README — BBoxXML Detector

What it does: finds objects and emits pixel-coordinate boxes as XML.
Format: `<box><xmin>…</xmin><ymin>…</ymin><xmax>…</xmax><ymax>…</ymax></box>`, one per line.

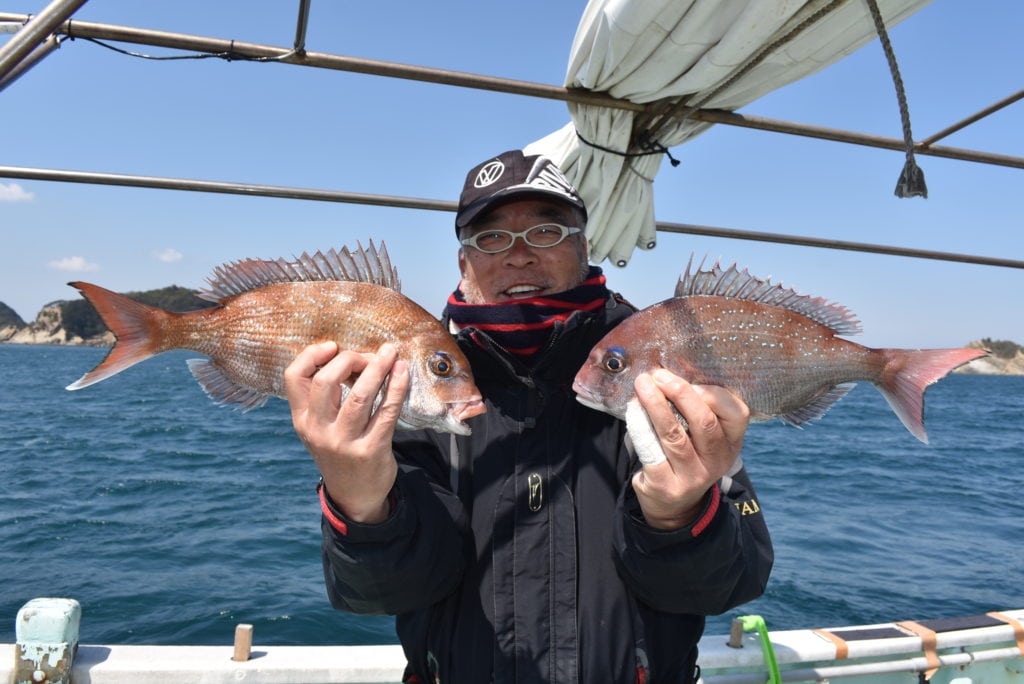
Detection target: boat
<box><xmin>4</xmin><ymin>598</ymin><xmax>1023</xmax><ymax>683</ymax></box>
<box><xmin>1</xmin><ymin>1</ymin><xmax>1021</xmax><ymax>682</ymax></box>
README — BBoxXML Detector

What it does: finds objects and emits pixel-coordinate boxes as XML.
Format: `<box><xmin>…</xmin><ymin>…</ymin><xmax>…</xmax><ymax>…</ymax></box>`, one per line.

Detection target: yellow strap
<box><xmin>896</xmin><ymin>620</ymin><xmax>941</xmax><ymax>680</ymax></box>
<box><xmin>812</xmin><ymin>629</ymin><xmax>849</xmax><ymax>660</ymax></box>
<box><xmin>987</xmin><ymin>611</ymin><xmax>1024</xmax><ymax>656</ymax></box>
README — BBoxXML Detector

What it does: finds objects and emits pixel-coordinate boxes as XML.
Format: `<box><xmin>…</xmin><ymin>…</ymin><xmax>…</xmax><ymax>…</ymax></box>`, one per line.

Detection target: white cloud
<box><xmin>0</xmin><ymin>183</ymin><xmax>34</xmax><ymax>202</ymax></box>
<box><xmin>48</xmin><ymin>256</ymin><xmax>100</xmax><ymax>272</ymax></box>
<box><xmin>154</xmin><ymin>247</ymin><xmax>183</xmax><ymax>263</ymax></box>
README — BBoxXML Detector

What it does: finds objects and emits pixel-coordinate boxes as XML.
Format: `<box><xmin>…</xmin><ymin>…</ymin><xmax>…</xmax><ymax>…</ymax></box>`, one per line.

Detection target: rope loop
<box><xmin>575</xmin><ymin>129</ymin><xmax>680</xmax><ymax>167</ymax></box>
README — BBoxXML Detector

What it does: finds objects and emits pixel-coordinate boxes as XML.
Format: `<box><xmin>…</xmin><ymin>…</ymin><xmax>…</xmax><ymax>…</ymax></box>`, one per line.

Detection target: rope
<box><xmin>574</xmin><ymin>129</ymin><xmax>679</xmax><ymax>167</ymax></box>
<box><xmin>65</xmin><ymin>27</ymin><xmax>301</xmax><ymax>63</ymax></box>
<box><xmin>864</xmin><ymin>0</ymin><xmax>928</xmax><ymax>198</ymax></box>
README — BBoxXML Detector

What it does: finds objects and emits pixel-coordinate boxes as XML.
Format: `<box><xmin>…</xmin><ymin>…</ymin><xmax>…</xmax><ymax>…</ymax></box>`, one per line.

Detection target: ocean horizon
<box><xmin>2</xmin><ymin>344</ymin><xmax>1021</xmax><ymax>647</ymax></box>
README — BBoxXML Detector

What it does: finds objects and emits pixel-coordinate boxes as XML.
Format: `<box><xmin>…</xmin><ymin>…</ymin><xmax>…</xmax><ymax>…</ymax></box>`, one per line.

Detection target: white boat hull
<box><xmin>4</xmin><ymin>603</ymin><xmax>1022</xmax><ymax>683</ymax></box>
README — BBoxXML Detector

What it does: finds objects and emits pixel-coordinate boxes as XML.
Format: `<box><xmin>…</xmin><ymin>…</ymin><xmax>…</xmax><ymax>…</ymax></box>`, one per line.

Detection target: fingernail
<box><xmin>691</xmin><ymin>384</ymin><xmax>706</xmax><ymax>396</ymax></box>
<box><xmin>634</xmin><ymin>373</ymin><xmax>654</xmax><ymax>392</ymax></box>
<box><xmin>653</xmin><ymin>368</ymin><xmax>674</xmax><ymax>384</ymax></box>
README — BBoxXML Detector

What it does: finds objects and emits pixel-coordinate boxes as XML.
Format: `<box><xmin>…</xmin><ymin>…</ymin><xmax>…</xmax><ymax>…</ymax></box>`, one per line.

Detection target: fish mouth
<box><xmin>571</xmin><ymin>381</ymin><xmax>613</xmax><ymax>415</ymax></box>
<box><xmin>451</xmin><ymin>397</ymin><xmax>486</xmax><ymax>420</ymax></box>
<box><xmin>444</xmin><ymin>397</ymin><xmax>487</xmax><ymax>435</ymax></box>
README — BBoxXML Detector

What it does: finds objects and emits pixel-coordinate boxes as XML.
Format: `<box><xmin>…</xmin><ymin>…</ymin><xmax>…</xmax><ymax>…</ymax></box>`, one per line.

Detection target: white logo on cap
<box><xmin>530</xmin><ymin>165</ymin><xmax>576</xmax><ymax>198</ymax></box>
<box><xmin>474</xmin><ymin>161</ymin><xmax>505</xmax><ymax>188</ymax></box>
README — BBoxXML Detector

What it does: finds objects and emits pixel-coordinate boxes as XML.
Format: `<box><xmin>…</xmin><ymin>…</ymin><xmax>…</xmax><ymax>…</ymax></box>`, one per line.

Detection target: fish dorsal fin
<box><xmin>675</xmin><ymin>254</ymin><xmax>862</xmax><ymax>336</ymax></box>
<box><xmin>197</xmin><ymin>240</ymin><xmax>400</xmax><ymax>303</ymax></box>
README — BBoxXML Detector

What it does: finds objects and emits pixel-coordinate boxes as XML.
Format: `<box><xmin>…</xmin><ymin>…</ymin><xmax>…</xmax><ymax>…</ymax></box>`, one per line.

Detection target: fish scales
<box><xmin>632</xmin><ymin>295</ymin><xmax>879</xmax><ymax>420</ymax></box>
<box><xmin>573</xmin><ymin>257</ymin><xmax>987</xmax><ymax>443</ymax></box>
<box><xmin>67</xmin><ymin>242</ymin><xmax>486</xmax><ymax>435</ymax></box>
<box><xmin>165</xmin><ymin>281</ymin><xmax>410</xmax><ymax>397</ymax></box>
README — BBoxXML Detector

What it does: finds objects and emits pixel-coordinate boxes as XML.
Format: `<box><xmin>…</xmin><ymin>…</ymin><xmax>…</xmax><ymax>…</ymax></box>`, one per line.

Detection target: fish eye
<box><xmin>429</xmin><ymin>352</ymin><xmax>455</xmax><ymax>377</ymax></box>
<box><xmin>602</xmin><ymin>347</ymin><xmax>627</xmax><ymax>373</ymax></box>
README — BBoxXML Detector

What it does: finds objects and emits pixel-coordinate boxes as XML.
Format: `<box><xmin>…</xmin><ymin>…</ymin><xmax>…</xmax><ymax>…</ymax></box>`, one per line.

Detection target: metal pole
<box><xmin>689</xmin><ymin>109</ymin><xmax>1024</xmax><ymax>170</ymax></box>
<box><xmin>292</xmin><ymin>0</ymin><xmax>311</xmax><ymax>53</ymax></box>
<box><xmin>0</xmin><ymin>33</ymin><xmax>61</xmax><ymax>92</ymax></box>
<box><xmin>654</xmin><ymin>219</ymin><xmax>1024</xmax><ymax>270</ymax></box>
<box><xmin>0</xmin><ymin>12</ymin><xmax>1017</xmax><ymax>171</ymax></box>
<box><xmin>918</xmin><ymin>89</ymin><xmax>1024</xmax><ymax>148</ymax></box>
<box><xmin>0</xmin><ymin>0</ymin><xmax>87</xmax><ymax>80</ymax></box>
<box><xmin>2</xmin><ymin>163</ymin><xmax>1021</xmax><ymax>272</ymax></box>
<box><xmin>0</xmin><ymin>164</ymin><xmax>456</xmax><ymax>213</ymax></box>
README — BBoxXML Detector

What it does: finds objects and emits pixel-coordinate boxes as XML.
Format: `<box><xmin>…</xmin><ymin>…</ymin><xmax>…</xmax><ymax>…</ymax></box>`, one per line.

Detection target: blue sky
<box><xmin>1</xmin><ymin>1</ymin><xmax>1021</xmax><ymax>349</ymax></box>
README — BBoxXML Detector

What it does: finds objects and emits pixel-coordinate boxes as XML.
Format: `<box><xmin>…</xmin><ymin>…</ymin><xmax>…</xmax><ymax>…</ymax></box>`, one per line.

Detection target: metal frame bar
<box><xmin>2</xmin><ymin>163</ymin><xmax>1020</xmax><ymax>271</ymax></box>
<box><xmin>292</xmin><ymin>0</ymin><xmax>310</xmax><ymax>53</ymax></box>
<box><xmin>0</xmin><ymin>0</ymin><xmax>86</xmax><ymax>88</ymax></box>
<box><xmin>0</xmin><ymin>12</ymin><xmax>1020</xmax><ymax>169</ymax></box>
<box><xmin>918</xmin><ymin>88</ymin><xmax>1024</xmax><ymax>148</ymax></box>
<box><xmin>0</xmin><ymin>8</ymin><xmax>1020</xmax><ymax>273</ymax></box>
<box><xmin>0</xmin><ymin>32</ymin><xmax>60</xmax><ymax>91</ymax></box>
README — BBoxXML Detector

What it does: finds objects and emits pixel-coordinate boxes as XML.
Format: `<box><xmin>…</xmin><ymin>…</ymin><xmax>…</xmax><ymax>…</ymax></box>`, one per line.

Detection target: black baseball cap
<box><xmin>455</xmin><ymin>149</ymin><xmax>587</xmax><ymax>231</ymax></box>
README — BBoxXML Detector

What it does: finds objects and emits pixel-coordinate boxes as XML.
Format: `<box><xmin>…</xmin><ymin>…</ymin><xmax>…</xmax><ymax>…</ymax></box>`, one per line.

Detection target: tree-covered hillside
<box><xmin>0</xmin><ymin>301</ymin><xmax>26</xmax><ymax>327</ymax></box>
<box><xmin>979</xmin><ymin>338</ymin><xmax>1024</xmax><ymax>360</ymax></box>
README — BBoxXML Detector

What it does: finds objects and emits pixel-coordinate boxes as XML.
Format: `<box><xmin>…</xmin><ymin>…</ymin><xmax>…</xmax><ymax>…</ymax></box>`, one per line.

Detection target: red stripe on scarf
<box><xmin>445</xmin><ymin>267</ymin><xmax>608</xmax><ymax>363</ymax></box>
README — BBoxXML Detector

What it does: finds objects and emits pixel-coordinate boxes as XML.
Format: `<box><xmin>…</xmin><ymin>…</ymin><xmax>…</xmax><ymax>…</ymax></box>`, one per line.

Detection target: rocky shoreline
<box><xmin>958</xmin><ymin>341</ymin><xmax>1024</xmax><ymax>376</ymax></box>
<box><xmin>2</xmin><ymin>301</ymin><xmax>1021</xmax><ymax>375</ymax></box>
<box><xmin>1</xmin><ymin>302</ymin><xmax>113</xmax><ymax>347</ymax></box>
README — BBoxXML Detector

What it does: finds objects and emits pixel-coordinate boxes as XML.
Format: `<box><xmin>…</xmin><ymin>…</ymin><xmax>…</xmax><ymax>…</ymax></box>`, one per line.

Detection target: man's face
<box><xmin>458</xmin><ymin>198</ymin><xmax>589</xmax><ymax>304</ymax></box>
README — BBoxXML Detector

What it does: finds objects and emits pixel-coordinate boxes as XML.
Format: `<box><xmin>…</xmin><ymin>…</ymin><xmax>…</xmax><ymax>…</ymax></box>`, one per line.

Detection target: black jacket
<box><xmin>320</xmin><ymin>293</ymin><xmax>773</xmax><ymax>683</ymax></box>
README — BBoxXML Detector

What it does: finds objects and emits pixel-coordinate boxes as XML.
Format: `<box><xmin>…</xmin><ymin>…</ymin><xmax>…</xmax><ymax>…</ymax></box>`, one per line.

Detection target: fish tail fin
<box><xmin>65</xmin><ymin>282</ymin><xmax>171</xmax><ymax>390</ymax></box>
<box><xmin>875</xmin><ymin>347</ymin><xmax>988</xmax><ymax>443</ymax></box>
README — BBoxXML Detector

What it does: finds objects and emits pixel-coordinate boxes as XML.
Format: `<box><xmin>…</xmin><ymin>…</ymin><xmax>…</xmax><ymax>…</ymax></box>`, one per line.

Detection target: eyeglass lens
<box><xmin>472</xmin><ymin>224</ymin><xmax>573</xmax><ymax>253</ymax></box>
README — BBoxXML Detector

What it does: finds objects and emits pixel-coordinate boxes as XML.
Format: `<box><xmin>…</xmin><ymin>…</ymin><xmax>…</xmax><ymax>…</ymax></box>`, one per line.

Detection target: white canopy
<box><xmin>527</xmin><ymin>0</ymin><xmax>933</xmax><ymax>266</ymax></box>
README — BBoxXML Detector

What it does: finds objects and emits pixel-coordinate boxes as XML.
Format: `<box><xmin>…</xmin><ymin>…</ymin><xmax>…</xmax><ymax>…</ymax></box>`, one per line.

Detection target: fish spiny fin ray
<box><xmin>186</xmin><ymin>358</ymin><xmax>271</xmax><ymax>412</ymax></box>
<box><xmin>676</xmin><ymin>254</ymin><xmax>862</xmax><ymax>336</ymax></box>
<box><xmin>197</xmin><ymin>240</ymin><xmax>400</xmax><ymax>303</ymax></box>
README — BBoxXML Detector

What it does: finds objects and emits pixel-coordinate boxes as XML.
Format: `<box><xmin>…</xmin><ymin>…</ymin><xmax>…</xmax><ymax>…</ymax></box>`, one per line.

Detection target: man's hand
<box><xmin>284</xmin><ymin>341</ymin><xmax>409</xmax><ymax>524</ymax></box>
<box><xmin>631</xmin><ymin>369</ymin><xmax>749</xmax><ymax>530</ymax></box>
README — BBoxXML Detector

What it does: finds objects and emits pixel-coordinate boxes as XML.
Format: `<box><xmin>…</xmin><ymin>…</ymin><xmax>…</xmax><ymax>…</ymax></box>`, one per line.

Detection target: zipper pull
<box><xmin>527</xmin><ymin>472</ymin><xmax>543</xmax><ymax>512</ymax></box>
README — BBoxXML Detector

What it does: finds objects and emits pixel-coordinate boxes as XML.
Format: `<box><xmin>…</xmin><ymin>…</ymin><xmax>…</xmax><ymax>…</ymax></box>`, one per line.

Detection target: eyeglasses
<box><xmin>460</xmin><ymin>223</ymin><xmax>582</xmax><ymax>254</ymax></box>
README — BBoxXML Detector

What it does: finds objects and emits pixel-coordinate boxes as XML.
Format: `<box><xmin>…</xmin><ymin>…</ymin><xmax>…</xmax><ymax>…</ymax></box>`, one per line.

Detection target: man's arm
<box><xmin>613</xmin><ymin>368</ymin><xmax>773</xmax><ymax>615</ymax></box>
<box><xmin>285</xmin><ymin>341</ymin><xmax>403</xmax><ymax>523</ymax></box>
<box><xmin>614</xmin><ymin>462</ymin><xmax>773</xmax><ymax>616</ymax></box>
<box><xmin>629</xmin><ymin>369</ymin><xmax>749</xmax><ymax>530</ymax></box>
<box><xmin>319</xmin><ymin>458</ymin><xmax>470</xmax><ymax>615</ymax></box>
<box><xmin>285</xmin><ymin>342</ymin><xmax>468</xmax><ymax>614</ymax></box>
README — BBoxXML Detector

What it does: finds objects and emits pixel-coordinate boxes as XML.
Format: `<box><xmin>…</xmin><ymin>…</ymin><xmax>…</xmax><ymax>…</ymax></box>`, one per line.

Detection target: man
<box><xmin>285</xmin><ymin>150</ymin><xmax>773</xmax><ymax>683</ymax></box>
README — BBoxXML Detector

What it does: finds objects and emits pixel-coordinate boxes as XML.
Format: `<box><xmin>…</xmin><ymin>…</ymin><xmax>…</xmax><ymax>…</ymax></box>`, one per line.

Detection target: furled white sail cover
<box><xmin>527</xmin><ymin>0</ymin><xmax>932</xmax><ymax>266</ymax></box>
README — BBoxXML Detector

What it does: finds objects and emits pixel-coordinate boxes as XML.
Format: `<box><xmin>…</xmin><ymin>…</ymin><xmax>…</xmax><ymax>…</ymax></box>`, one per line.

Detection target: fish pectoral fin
<box><xmin>186</xmin><ymin>358</ymin><xmax>271</xmax><ymax>412</ymax></box>
<box><xmin>778</xmin><ymin>383</ymin><xmax>856</xmax><ymax>428</ymax></box>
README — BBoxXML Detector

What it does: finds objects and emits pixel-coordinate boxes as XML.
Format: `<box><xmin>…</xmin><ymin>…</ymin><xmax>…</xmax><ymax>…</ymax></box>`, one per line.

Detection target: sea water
<box><xmin>1</xmin><ymin>345</ymin><xmax>1021</xmax><ymax>646</ymax></box>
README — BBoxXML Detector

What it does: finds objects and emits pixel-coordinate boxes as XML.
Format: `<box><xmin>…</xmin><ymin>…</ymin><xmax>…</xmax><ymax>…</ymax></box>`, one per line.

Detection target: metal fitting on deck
<box><xmin>14</xmin><ymin>598</ymin><xmax>80</xmax><ymax>684</ymax></box>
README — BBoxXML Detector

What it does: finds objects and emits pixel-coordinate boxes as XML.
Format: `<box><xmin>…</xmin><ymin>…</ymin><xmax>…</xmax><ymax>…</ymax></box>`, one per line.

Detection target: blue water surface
<box><xmin>1</xmin><ymin>345</ymin><xmax>1021</xmax><ymax>646</ymax></box>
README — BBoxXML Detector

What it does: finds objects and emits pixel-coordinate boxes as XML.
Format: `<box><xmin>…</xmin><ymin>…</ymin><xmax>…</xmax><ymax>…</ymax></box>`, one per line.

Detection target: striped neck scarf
<box><xmin>444</xmin><ymin>267</ymin><xmax>608</xmax><ymax>363</ymax></box>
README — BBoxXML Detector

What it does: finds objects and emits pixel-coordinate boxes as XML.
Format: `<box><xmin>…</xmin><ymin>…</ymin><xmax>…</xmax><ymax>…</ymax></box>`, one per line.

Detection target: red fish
<box><xmin>67</xmin><ymin>242</ymin><xmax>486</xmax><ymax>435</ymax></box>
<box><xmin>573</xmin><ymin>257</ymin><xmax>987</xmax><ymax>444</ymax></box>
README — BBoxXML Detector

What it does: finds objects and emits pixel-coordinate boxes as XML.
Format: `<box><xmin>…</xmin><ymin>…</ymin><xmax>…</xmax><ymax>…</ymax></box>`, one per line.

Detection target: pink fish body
<box><xmin>67</xmin><ymin>242</ymin><xmax>486</xmax><ymax>435</ymax></box>
<box><xmin>573</xmin><ymin>258</ymin><xmax>987</xmax><ymax>443</ymax></box>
